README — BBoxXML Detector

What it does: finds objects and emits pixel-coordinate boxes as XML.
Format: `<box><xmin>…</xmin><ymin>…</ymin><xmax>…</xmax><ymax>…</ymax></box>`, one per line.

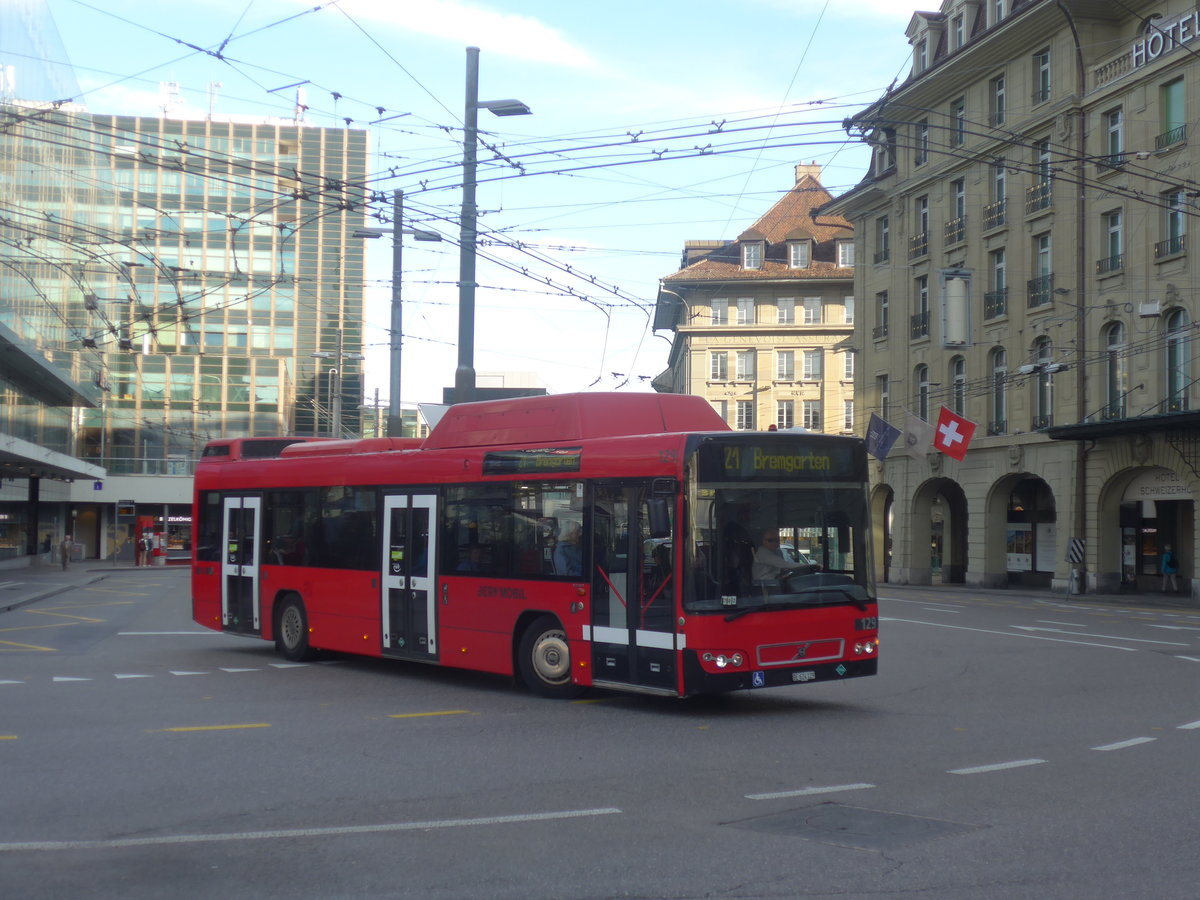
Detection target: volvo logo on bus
<box><xmin>792</xmin><ymin>643</ymin><xmax>810</xmax><ymax>660</ymax></box>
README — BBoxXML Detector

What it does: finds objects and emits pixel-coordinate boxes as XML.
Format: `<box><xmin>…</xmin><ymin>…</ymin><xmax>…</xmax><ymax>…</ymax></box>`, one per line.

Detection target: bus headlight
<box><xmin>701</xmin><ymin>651</ymin><xmax>746</xmax><ymax>670</ymax></box>
<box><xmin>853</xmin><ymin>640</ymin><xmax>878</xmax><ymax>655</ymax></box>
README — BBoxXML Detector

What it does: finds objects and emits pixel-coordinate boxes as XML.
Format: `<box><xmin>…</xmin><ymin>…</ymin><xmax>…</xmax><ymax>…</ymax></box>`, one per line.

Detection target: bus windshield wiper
<box><xmin>723</xmin><ymin>588</ymin><xmax>867</xmax><ymax>620</ymax></box>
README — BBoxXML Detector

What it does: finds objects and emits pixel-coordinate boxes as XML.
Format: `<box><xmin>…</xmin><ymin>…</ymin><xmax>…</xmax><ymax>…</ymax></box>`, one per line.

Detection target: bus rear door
<box><xmin>221</xmin><ymin>496</ymin><xmax>262</xmax><ymax>635</ymax></box>
<box><xmin>381</xmin><ymin>494</ymin><xmax>439</xmax><ymax>660</ymax></box>
<box><xmin>590</xmin><ymin>483</ymin><xmax>677</xmax><ymax>693</ymax></box>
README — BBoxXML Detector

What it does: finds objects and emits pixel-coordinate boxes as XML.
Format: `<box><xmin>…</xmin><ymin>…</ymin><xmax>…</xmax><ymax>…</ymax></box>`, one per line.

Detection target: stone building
<box><xmin>653</xmin><ymin>164</ymin><xmax>856</xmax><ymax>436</ymax></box>
<box><xmin>822</xmin><ymin>0</ymin><xmax>1200</xmax><ymax>599</ymax></box>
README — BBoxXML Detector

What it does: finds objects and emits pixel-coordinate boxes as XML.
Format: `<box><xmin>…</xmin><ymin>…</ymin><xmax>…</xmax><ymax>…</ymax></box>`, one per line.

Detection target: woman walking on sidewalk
<box><xmin>58</xmin><ymin>535</ymin><xmax>73</xmax><ymax>570</ymax></box>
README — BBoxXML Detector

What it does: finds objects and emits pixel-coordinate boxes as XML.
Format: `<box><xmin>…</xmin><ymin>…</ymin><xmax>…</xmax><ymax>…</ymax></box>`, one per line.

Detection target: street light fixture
<box><xmin>311</xmin><ymin>332</ymin><xmax>365</xmax><ymax>438</ymax></box>
<box><xmin>353</xmin><ymin>189</ymin><xmax>443</xmax><ymax>438</ymax></box>
<box><xmin>456</xmin><ymin>46</ymin><xmax>531</xmax><ymax>404</ymax></box>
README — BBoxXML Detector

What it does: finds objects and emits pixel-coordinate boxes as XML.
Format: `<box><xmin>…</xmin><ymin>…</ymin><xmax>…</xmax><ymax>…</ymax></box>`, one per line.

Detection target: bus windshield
<box><xmin>683</xmin><ymin>438</ymin><xmax>873</xmax><ymax>614</ymax></box>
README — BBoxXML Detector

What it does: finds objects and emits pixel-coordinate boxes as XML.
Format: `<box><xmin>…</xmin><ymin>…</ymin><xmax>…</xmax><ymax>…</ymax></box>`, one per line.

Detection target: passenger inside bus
<box><xmin>553</xmin><ymin>521</ymin><xmax>583</xmax><ymax>575</ymax></box>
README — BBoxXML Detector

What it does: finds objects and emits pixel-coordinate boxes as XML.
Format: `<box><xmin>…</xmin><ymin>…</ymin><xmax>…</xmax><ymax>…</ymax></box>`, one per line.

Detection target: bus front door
<box><xmin>590</xmin><ymin>483</ymin><xmax>677</xmax><ymax>693</ymax></box>
<box><xmin>381</xmin><ymin>494</ymin><xmax>439</xmax><ymax>660</ymax></box>
<box><xmin>221</xmin><ymin>496</ymin><xmax>262</xmax><ymax>635</ymax></box>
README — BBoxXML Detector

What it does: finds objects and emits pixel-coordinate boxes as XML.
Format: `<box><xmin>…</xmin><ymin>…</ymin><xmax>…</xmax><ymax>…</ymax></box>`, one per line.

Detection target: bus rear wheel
<box><xmin>276</xmin><ymin>595</ymin><xmax>318</xmax><ymax>662</ymax></box>
<box><xmin>518</xmin><ymin>616</ymin><xmax>583</xmax><ymax>699</ymax></box>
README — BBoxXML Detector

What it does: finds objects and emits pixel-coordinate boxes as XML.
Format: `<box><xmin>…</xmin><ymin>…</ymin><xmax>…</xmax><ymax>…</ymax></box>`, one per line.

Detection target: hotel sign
<box><xmin>1132</xmin><ymin>12</ymin><xmax>1200</xmax><ymax>67</ymax></box>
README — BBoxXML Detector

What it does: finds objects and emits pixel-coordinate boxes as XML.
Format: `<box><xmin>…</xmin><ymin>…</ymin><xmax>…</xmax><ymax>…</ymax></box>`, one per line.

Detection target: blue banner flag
<box><xmin>866</xmin><ymin>413</ymin><xmax>901</xmax><ymax>461</ymax></box>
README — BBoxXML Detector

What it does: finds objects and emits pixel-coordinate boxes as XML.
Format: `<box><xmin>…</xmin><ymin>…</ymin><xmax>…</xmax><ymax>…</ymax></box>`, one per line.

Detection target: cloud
<box><xmin>334</xmin><ymin>0</ymin><xmax>603</xmax><ymax>70</ymax></box>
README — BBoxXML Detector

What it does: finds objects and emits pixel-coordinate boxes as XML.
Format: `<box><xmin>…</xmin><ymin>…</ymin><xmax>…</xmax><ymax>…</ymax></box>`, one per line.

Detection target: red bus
<box><xmin>191</xmin><ymin>393</ymin><xmax>877</xmax><ymax>698</ymax></box>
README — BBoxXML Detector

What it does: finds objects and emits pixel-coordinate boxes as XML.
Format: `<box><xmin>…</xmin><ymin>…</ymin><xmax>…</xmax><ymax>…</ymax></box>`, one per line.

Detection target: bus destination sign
<box><xmin>483</xmin><ymin>447</ymin><xmax>583</xmax><ymax>476</ymax></box>
<box><xmin>697</xmin><ymin>439</ymin><xmax>863</xmax><ymax>482</ymax></box>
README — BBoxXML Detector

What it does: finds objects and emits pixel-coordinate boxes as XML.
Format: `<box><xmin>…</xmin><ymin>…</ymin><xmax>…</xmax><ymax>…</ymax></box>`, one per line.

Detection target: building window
<box><xmin>915</xmin><ymin>364</ymin><xmax>930</xmax><ymax>421</ymax></box>
<box><xmin>776</xmin><ymin>350</ymin><xmax>795</xmax><ymax>381</ymax></box>
<box><xmin>1033</xmin><ymin>48</ymin><xmax>1050</xmax><ymax>104</ymax></box>
<box><xmin>912</xmin><ymin>276</ymin><xmax>930</xmax><ymax>339</ymax></box>
<box><xmin>1027</xmin><ymin>139</ymin><xmax>1052</xmax><ymax>213</ymax></box>
<box><xmin>992</xmin><ymin>0</ymin><xmax>1006</xmax><ymax>25</ymax></box>
<box><xmin>951</xmin><ymin>356</ymin><xmax>966</xmax><ymax>415</ymax></box>
<box><xmin>712</xmin><ymin>399</ymin><xmax>729</xmax><ymax>423</ymax></box>
<box><xmin>1166</xmin><ymin>308</ymin><xmax>1190</xmax><ymax>411</ymax></box>
<box><xmin>915</xmin><ymin>120</ymin><xmax>929</xmax><ymax>166</ymax></box>
<box><xmin>777</xmin><ymin>298</ymin><xmax>795</xmax><ymax>324</ymax></box>
<box><xmin>1029</xmin><ymin>233</ymin><xmax>1052</xmax><ymax>307</ymax></box>
<box><xmin>991</xmin><ymin>347</ymin><xmax>1008</xmax><ymax>434</ymax></box>
<box><xmin>837</xmin><ymin>240</ymin><xmax>855</xmax><ymax>267</ymax></box>
<box><xmin>844</xmin><ymin>295</ymin><xmax>855</xmax><ymax>325</ymax></box>
<box><xmin>803</xmin><ymin>297</ymin><xmax>821</xmax><ymax>324</ymax></box>
<box><xmin>1159</xmin><ymin>78</ymin><xmax>1186</xmax><ymax>149</ymax></box>
<box><xmin>874</xmin><ymin>216</ymin><xmax>890</xmax><ymax>263</ymax></box>
<box><xmin>946</xmin><ymin>179</ymin><xmax>966</xmax><ymax>244</ymax></box>
<box><xmin>951</xmin><ymin>13</ymin><xmax>965</xmax><ymax>50</ymax></box>
<box><xmin>736</xmin><ymin>297</ymin><xmax>754</xmax><ymax>325</ymax></box>
<box><xmin>843</xmin><ymin>399</ymin><xmax>854</xmax><ymax>432</ymax></box>
<box><xmin>1032</xmin><ymin>336</ymin><xmax>1054</xmax><ymax>428</ymax></box>
<box><xmin>990</xmin><ymin>75</ymin><xmax>1006</xmax><ymax>126</ymax></box>
<box><xmin>876</xmin><ymin>374</ymin><xmax>890</xmax><ymax>421</ymax></box>
<box><xmin>803</xmin><ymin>350</ymin><xmax>823</xmax><ymax>381</ymax></box>
<box><xmin>1099</xmin><ymin>210</ymin><xmax>1123</xmax><ymax>275</ymax></box>
<box><xmin>1103</xmin><ymin>108</ymin><xmax>1124</xmax><ymax>167</ymax></box>
<box><xmin>777</xmin><ymin>400</ymin><xmax>795</xmax><ymax>430</ymax></box>
<box><xmin>950</xmin><ymin>98</ymin><xmax>965</xmax><ymax>146</ymax></box>
<box><xmin>1158</xmin><ymin>189</ymin><xmax>1187</xmax><ymax>258</ymax></box>
<box><xmin>710</xmin><ymin>298</ymin><xmax>728</xmax><ymax>325</ymax></box>
<box><xmin>789</xmin><ymin>241</ymin><xmax>811</xmax><ymax>269</ymax></box>
<box><xmin>735</xmin><ymin>350</ymin><xmax>755</xmax><ymax>381</ymax></box>
<box><xmin>1104</xmin><ymin>322</ymin><xmax>1127</xmax><ymax>419</ymax></box>
<box><xmin>843</xmin><ymin>351</ymin><xmax>855</xmax><ymax>381</ymax></box>
<box><xmin>915</xmin><ymin>39</ymin><xmax>928</xmax><ymax>74</ymax></box>
<box><xmin>741</xmin><ymin>242</ymin><xmax>763</xmax><ymax>270</ymax></box>
<box><xmin>986</xmin><ymin>247</ymin><xmax>1007</xmax><ymax>319</ymax></box>
<box><xmin>736</xmin><ymin>400</ymin><xmax>755</xmax><ymax>431</ymax></box>
<box><xmin>710</xmin><ymin>351</ymin><xmax>728</xmax><ymax>381</ymax></box>
<box><xmin>910</xmin><ymin>196</ymin><xmax>929</xmax><ymax>259</ymax></box>
<box><xmin>874</xmin><ymin>290</ymin><xmax>889</xmax><ymax>339</ymax></box>
<box><xmin>803</xmin><ymin>400</ymin><xmax>823</xmax><ymax>432</ymax></box>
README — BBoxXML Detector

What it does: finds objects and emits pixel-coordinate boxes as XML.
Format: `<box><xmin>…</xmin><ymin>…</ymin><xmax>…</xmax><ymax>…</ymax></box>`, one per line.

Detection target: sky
<box><xmin>34</xmin><ymin>0</ymin><xmax>922</xmax><ymax>404</ymax></box>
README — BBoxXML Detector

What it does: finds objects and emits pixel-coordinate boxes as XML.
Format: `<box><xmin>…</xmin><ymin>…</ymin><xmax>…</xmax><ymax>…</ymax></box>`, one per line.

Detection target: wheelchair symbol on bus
<box><xmin>751</xmin><ymin>671</ymin><xmax>765</xmax><ymax>688</ymax></box>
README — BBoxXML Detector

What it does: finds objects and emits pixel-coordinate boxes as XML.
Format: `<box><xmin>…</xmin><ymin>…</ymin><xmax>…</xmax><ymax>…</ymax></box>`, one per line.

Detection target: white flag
<box><xmin>903</xmin><ymin>411</ymin><xmax>934</xmax><ymax>460</ymax></box>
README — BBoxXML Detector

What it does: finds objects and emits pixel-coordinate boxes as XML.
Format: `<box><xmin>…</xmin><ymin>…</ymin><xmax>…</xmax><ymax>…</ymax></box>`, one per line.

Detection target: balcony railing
<box><xmin>1096</xmin><ymin>253</ymin><xmax>1125</xmax><ymax>275</ymax></box>
<box><xmin>872</xmin><ymin>323</ymin><xmax>888</xmax><ymax>340</ymax></box>
<box><xmin>944</xmin><ymin>216</ymin><xmax>966</xmax><ymax>246</ymax></box>
<box><xmin>1032</xmin><ymin>85</ymin><xmax>1051</xmax><ymax>105</ymax></box>
<box><xmin>1156</xmin><ymin>124</ymin><xmax>1187</xmax><ymax>150</ymax></box>
<box><xmin>873</xmin><ymin>247</ymin><xmax>890</xmax><ymax>264</ymax></box>
<box><xmin>1025</xmin><ymin>181</ymin><xmax>1052</xmax><ymax>214</ymax></box>
<box><xmin>909</xmin><ymin>232</ymin><xmax>929</xmax><ymax>260</ymax></box>
<box><xmin>1096</xmin><ymin>152</ymin><xmax>1127</xmax><ymax>171</ymax></box>
<box><xmin>988</xmin><ymin>419</ymin><xmax>1007</xmax><ymax>436</ymax></box>
<box><xmin>1032</xmin><ymin>414</ymin><xmax>1053</xmax><ymax>430</ymax></box>
<box><xmin>1101</xmin><ymin>402</ymin><xmax>1127</xmax><ymax>421</ymax></box>
<box><xmin>911</xmin><ymin>310</ymin><xmax>930</xmax><ymax>339</ymax></box>
<box><xmin>1028</xmin><ymin>273</ymin><xmax>1054</xmax><ymax>308</ymax></box>
<box><xmin>1155</xmin><ymin>234</ymin><xmax>1187</xmax><ymax>258</ymax></box>
<box><xmin>984</xmin><ymin>288</ymin><xmax>1008</xmax><ymax>319</ymax></box>
<box><xmin>983</xmin><ymin>198</ymin><xmax>1006</xmax><ymax>230</ymax></box>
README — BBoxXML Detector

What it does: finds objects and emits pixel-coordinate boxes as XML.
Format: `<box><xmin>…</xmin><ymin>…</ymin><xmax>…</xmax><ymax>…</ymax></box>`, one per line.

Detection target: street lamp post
<box><xmin>354</xmin><ymin>190</ymin><xmax>442</xmax><ymax>437</ymax></box>
<box><xmin>311</xmin><ymin>330</ymin><xmax>365</xmax><ymax>438</ymax></box>
<box><xmin>455</xmin><ymin>46</ymin><xmax>531</xmax><ymax>404</ymax></box>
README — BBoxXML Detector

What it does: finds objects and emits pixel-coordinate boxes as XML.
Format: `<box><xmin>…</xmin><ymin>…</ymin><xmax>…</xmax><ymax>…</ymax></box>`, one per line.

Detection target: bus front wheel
<box><xmin>276</xmin><ymin>595</ymin><xmax>318</xmax><ymax>662</ymax></box>
<box><xmin>518</xmin><ymin>616</ymin><xmax>583</xmax><ymax>699</ymax></box>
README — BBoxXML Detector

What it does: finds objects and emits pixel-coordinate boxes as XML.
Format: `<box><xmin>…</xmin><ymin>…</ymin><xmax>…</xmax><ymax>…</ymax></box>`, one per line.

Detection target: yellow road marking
<box><xmin>26</xmin><ymin>610</ymin><xmax>105</xmax><ymax>624</ymax></box>
<box><xmin>0</xmin><ymin>638</ymin><xmax>58</xmax><ymax>651</ymax></box>
<box><xmin>155</xmin><ymin>724</ymin><xmax>272</xmax><ymax>733</ymax></box>
<box><xmin>387</xmin><ymin>710</ymin><xmax>476</xmax><ymax>719</ymax></box>
<box><xmin>0</xmin><ymin>735</ymin><xmax>17</xmax><ymax>740</ymax></box>
<box><xmin>78</xmin><ymin>588</ymin><xmax>150</xmax><ymax>596</ymax></box>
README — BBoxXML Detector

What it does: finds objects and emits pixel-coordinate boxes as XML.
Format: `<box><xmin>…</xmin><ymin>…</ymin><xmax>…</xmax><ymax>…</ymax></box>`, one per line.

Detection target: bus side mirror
<box><xmin>648</xmin><ymin>498</ymin><xmax>671</xmax><ymax>539</ymax></box>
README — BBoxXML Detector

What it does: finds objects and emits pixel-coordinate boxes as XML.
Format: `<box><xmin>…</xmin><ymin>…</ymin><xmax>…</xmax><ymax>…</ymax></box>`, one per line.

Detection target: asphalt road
<box><xmin>1</xmin><ymin>571</ymin><xmax>1198</xmax><ymax>899</ymax></box>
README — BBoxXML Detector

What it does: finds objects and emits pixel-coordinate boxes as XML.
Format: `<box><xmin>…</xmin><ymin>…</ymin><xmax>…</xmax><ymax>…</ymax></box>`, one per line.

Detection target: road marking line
<box><xmin>169</xmin><ymin>670</ymin><xmax>208</xmax><ymax>676</ymax></box>
<box><xmin>1149</xmin><ymin>624</ymin><xmax>1200</xmax><ymax>631</ymax></box>
<box><xmin>1010</xmin><ymin>626</ymin><xmax>1186</xmax><ymax>646</ymax></box>
<box><xmin>921</xmin><ymin>607</ymin><xmax>961</xmax><ymax>613</ymax></box>
<box><xmin>388</xmin><ymin>710</ymin><xmax>476</xmax><ymax>719</ymax></box>
<box><xmin>1178</xmin><ymin>720</ymin><xmax>1200</xmax><ymax>730</ymax></box>
<box><xmin>0</xmin><ymin>735</ymin><xmax>17</xmax><ymax>740</ymax></box>
<box><xmin>27</xmin><ymin>610</ymin><xmax>105</xmax><ymax>623</ymax></box>
<box><xmin>114</xmin><ymin>674</ymin><xmax>153</xmax><ymax>679</ymax></box>
<box><xmin>119</xmin><ymin>631</ymin><xmax>213</xmax><ymax>636</ymax></box>
<box><xmin>745</xmin><ymin>783</ymin><xmax>875</xmax><ymax>800</ymax></box>
<box><xmin>0</xmin><ymin>640</ymin><xmax>56</xmax><ymax>652</ymax></box>
<box><xmin>1092</xmin><ymin>737</ymin><xmax>1156</xmax><ymax>752</ymax></box>
<box><xmin>0</xmin><ymin>680</ymin><xmax>25</xmax><ymax>685</ymax></box>
<box><xmin>1174</xmin><ymin>656</ymin><xmax>1200</xmax><ymax>663</ymax></box>
<box><xmin>155</xmin><ymin>724</ymin><xmax>272</xmax><ymax>733</ymax></box>
<box><xmin>1037</xmin><ymin>620</ymin><xmax>1089</xmax><ymax>627</ymax></box>
<box><xmin>881</xmin><ymin>617</ymin><xmax>1137</xmax><ymax>651</ymax></box>
<box><xmin>0</xmin><ymin>807</ymin><xmax>623</xmax><ymax>852</ymax></box>
<box><xmin>219</xmin><ymin>667</ymin><xmax>260</xmax><ymax>673</ymax></box>
<box><xmin>52</xmin><ymin>677</ymin><xmax>90</xmax><ymax>683</ymax></box>
<box><xmin>948</xmin><ymin>759</ymin><xmax>1046</xmax><ymax>775</ymax></box>
<box><xmin>270</xmin><ymin>663</ymin><xmax>309</xmax><ymax>668</ymax></box>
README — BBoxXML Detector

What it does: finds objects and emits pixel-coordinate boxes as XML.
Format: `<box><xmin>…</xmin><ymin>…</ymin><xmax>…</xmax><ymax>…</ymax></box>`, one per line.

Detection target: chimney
<box><xmin>795</xmin><ymin>161</ymin><xmax>822</xmax><ymax>183</ymax></box>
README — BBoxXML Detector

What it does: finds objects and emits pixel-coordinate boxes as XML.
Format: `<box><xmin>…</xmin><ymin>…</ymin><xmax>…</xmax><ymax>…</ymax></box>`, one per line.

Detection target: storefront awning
<box><xmin>1044</xmin><ymin>410</ymin><xmax>1200</xmax><ymax>441</ymax></box>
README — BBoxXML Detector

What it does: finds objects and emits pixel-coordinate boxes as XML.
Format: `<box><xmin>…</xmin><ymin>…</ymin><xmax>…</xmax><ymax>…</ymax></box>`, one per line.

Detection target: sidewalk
<box><xmin>0</xmin><ymin>562</ymin><xmax>178</xmax><ymax>615</ymax></box>
<box><xmin>878</xmin><ymin>580</ymin><xmax>1200</xmax><ymax>612</ymax></box>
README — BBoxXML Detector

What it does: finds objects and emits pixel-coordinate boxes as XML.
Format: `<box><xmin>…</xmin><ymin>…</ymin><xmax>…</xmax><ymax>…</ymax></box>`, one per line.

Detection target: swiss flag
<box><xmin>933</xmin><ymin>406</ymin><xmax>976</xmax><ymax>461</ymax></box>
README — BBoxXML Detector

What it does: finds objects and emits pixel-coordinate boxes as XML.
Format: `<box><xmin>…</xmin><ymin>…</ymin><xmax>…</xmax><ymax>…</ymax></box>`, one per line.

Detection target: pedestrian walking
<box><xmin>59</xmin><ymin>535</ymin><xmax>73</xmax><ymax>570</ymax></box>
<box><xmin>1161</xmin><ymin>544</ymin><xmax>1179</xmax><ymax>592</ymax></box>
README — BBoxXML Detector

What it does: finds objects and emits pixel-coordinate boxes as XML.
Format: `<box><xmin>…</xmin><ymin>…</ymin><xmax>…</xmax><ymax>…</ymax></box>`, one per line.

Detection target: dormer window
<box><xmin>915</xmin><ymin>38</ymin><xmax>928</xmax><ymax>74</ymax></box>
<box><xmin>837</xmin><ymin>240</ymin><xmax>855</xmax><ymax>267</ymax></box>
<box><xmin>951</xmin><ymin>13</ymin><xmax>965</xmax><ymax>51</ymax></box>
<box><xmin>742</xmin><ymin>241</ymin><xmax>764</xmax><ymax>270</ymax></box>
<box><xmin>788</xmin><ymin>240</ymin><xmax>812</xmax><ymax>269</ymax></box>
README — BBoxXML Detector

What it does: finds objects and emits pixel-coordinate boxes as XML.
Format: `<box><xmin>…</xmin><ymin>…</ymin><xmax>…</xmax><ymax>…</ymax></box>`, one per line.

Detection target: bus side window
<box><xmin>195</xmin><ymin>492</ymin><xmax>222</xmax><ymax>562</ymax></box>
